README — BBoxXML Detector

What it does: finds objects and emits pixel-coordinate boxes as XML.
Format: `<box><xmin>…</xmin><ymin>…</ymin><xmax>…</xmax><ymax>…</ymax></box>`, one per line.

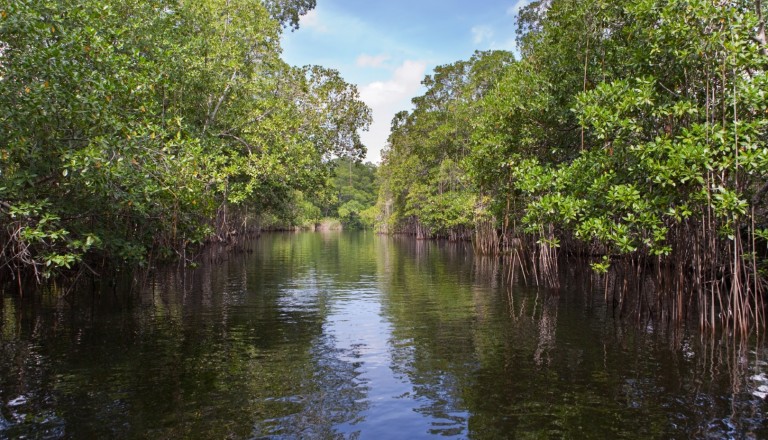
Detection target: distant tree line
<box><xmin>276</xmin><ymin>157</ymin><xmax>378</xmax><ymax>231</ymax></box>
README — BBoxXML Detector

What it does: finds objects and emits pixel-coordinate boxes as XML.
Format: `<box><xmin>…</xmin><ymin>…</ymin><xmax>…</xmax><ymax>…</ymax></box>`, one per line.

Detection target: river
<box><xmin>1</xmin><ymin>231</ymin><xmax>766</xmax><ymax>438</ymax></box>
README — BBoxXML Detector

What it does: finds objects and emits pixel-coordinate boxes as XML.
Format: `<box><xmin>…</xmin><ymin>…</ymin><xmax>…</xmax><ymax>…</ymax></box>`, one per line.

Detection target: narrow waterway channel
<box><xmin>1</xmin><ymin>232</ymin><xmax>767</xmax><ymax>438</ymax></box>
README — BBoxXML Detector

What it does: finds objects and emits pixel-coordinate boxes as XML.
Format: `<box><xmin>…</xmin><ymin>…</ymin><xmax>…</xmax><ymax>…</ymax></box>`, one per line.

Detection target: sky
<box><xmin>280</xmin><ymin>0</ymin><xmax>534</xmax><ymax>163</ymax></box>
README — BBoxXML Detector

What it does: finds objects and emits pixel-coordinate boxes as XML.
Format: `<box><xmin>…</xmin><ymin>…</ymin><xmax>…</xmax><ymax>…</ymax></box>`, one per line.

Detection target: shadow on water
<box><xmin>0</xmin><ymin>231</ymin><xmax>766</xmax><ymax>438</ymax></box>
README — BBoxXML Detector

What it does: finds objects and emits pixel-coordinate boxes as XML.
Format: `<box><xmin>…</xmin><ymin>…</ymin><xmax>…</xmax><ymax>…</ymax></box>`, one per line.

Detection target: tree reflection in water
<box><xmin>0</xmin><ymin>232</ymin><xmax>765</xmax><ymax>438</ymax></box>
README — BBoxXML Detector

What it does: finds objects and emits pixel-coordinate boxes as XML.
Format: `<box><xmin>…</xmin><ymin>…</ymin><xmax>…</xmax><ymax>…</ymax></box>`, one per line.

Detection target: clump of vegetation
<box><xmin>0</xmin><ymin>0</ymin><xmax>371</xmax><ymax>281</ymax></box>
<box><xmin>375</xmin><ymin>0</ymin><xmax>768</xmax><ymax>333</ymax></box>
<box><xmin>315</xmin><ymin>217</ymin><xmax>342</xmax><ymax>231</ymax></box>
<box><xmin>377</xmin><ymin>50</ymin><xmax>514</xmax><ymax>240</ymax></box>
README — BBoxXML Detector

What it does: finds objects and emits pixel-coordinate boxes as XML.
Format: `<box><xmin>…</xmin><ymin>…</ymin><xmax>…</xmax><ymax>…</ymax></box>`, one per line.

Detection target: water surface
<box><xmin>1</xmin><ymin>232</ymin><xmax>766</xmax><ymax>438</ymax></box>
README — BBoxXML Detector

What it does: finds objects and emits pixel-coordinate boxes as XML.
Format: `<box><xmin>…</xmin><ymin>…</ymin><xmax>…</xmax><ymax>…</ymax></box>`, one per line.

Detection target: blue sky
<box><xmin>281</xmin><ymin>0</ymin><xmax>533</xmax><ymax>163</ymax></box>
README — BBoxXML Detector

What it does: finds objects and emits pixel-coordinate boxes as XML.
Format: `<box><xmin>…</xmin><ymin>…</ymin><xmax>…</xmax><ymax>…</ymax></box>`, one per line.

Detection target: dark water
<box><xmin>1</xmin><ymin>232</ymin><xmax>767</xmax><ymax>439</ymax></box>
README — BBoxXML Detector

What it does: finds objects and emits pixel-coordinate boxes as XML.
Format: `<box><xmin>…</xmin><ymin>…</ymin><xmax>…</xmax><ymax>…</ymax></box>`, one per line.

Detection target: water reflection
<box><xmin>374</xmin><ymin>236</ymin><xmax>768</xmax><ymax>438</ymax></box>
<box><xmin>0</xmin><ymin>232</ymin><xmax>766</xmax><ymax>438</ymax></box>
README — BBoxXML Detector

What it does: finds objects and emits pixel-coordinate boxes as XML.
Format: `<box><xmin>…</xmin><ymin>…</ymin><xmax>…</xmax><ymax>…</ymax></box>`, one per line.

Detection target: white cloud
<box><xmin>491</xmin><ymin>37</ymin><xmax>518</xmax><ymax>52</ymax></box>
<box><xmin>507</xmin><ymin>0</ymin><xmax>531</xmax><ymax>18</ymax></box>
<box><xmin>471</xmin><ymin>25</ymin><xmax>494</xmax><ymax>44</ymax></box>
<box><xmin>359</xmin><ymin>60</ymin><xmax>428</xmax><ymax>163</ymax></box>
<box><xmin>300</xmin><ymin>9</ymin><xmax>328</xmax><ymax>33</ymax></box>
<box><xmin>468</xmin><ymin>2</ymin><xmax>532</xmax><ymax>54</ymax></box>
<box><xmin>356</xmin><ymin>53</ymin><xmax>390</xmax><ymax>68</ymax></box>
<box><xmin>360</xmin><ymin>60</ymin><xmax>426</xmax><ymax>107</ymax></box>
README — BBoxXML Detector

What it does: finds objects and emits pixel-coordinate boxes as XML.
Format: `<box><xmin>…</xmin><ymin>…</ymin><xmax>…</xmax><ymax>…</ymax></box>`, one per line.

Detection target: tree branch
<box><xmin>218</xmin><ymin>132</ymin><xmax>260</xmax><ymax>154</ymax></box>
<box><xmin>204</xmin><ymin>70</ymin><xmax>238</xmax><ymax>133</ymax></box>
<box><xmin>757</xmin><ymin>0</ymin><xmax>768</xmax><ymax>56</ymax></box>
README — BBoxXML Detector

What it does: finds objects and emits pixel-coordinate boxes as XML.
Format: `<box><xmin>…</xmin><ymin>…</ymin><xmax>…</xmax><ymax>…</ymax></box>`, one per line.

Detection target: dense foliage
<box><xmin>274</xmin><ymin>158</ymin><xmax>378</xmax><ymax>230</ymax></box>
<box><xmin>377</xmin><ymin>50</ymin><xmax>515</xmax><ymax>240</ymax></box>
<box><xmin>376</xmin><ymin>0</ymin><xmax>768</xmax><ymax>331</ymax></box>
<box><xmin>0</xmin><ymin>0</ymin><xmax>371</xmax><ymax>280</ymax></box>
<box><xmin>324</xmin><ymin>158</ymin><xmax>378</xmax><ymax>229</ymax></box>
